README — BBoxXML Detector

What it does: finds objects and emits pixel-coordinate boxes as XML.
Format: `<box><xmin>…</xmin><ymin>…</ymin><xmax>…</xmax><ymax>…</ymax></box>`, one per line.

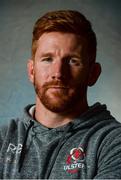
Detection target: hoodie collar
<box><xmin>22</xmin><ymin>102</ymin><xmax>111</xmax><ymax>132</ymax></box>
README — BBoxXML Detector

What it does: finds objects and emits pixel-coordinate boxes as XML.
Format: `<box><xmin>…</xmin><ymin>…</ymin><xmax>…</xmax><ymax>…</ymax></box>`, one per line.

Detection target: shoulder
<box><xmin>0</xmin><ymin>104</ymin><xmax>34</xmax><ymax>143</ymax></box>
<box><xmin>0</xmin><ymin>118</ymin><xmax>22</xmax><ymax>142</ymax></box>
<box><xmin>97</xmin><ymin>121</ymin><xmax>121</xmax><ymax>158</ymax></box>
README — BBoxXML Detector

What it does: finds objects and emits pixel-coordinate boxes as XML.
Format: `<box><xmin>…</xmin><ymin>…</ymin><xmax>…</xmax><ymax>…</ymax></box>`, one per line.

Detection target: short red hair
<box><xmin>32</xmin><ymin>10</ymin><xmax>97</xmax><ymax>63</ymax></box>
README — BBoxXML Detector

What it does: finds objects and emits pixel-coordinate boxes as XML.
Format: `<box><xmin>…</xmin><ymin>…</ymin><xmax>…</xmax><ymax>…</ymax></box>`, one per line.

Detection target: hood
<box><xmin>22</xmin><ymin>102</ymin><xmax>114</xmax><ymax>133</ymax></box>
<box><xmin>18</xmin><ymin>102</ymin><xmax>115</xmax><ymax>177</ymax></box>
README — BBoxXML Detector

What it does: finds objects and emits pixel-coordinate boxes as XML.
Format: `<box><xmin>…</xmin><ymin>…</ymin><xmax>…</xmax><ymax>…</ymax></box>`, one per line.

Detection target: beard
<box><xmin>34</xmin><ymin>78</ymin><xmax>87</xmax><ymax>113</ymax></box>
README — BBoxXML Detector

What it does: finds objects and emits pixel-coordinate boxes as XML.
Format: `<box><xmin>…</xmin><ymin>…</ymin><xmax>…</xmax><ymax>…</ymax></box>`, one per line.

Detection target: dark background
<box><xmin>0</xmin><ymin>0</ymin><xmax>121</xmax><ymax>124</ymax></box>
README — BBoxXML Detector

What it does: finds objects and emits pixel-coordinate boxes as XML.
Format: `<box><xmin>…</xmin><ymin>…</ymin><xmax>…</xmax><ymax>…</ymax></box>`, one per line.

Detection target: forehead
<box><xmin>36</xmin><ymin>32</ymin><xmax>85</xmax><ymax>55</ymax></box>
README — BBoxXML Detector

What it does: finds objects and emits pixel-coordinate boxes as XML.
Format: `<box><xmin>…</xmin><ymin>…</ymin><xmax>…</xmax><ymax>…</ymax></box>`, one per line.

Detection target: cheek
<box><xmin>34</xmin><ymin>66</ymin><xmax>49</xmax><ymax>83</ymax></box>
<box><xmin>70</xmin><ymin>68</ymin><xmax>89</xmax><ymax>85</ymax></box>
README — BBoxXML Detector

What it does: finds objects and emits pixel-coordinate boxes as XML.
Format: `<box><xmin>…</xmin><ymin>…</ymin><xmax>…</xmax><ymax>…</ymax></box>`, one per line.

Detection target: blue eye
<box><xmin>41</xmin><ymin>57</ymin><xmax>53</xmax><ymax>63</ymax></box>
<box><xmin>69</xmin><ymin>58</ymin><xmax>81</xmax><ymax>66</ymax></box>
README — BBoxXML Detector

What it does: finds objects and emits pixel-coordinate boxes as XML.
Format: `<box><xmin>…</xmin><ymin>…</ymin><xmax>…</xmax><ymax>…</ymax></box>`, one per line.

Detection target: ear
<box><xmin>27</xmin><ymin>59</ymin><xmax>34</xmax><ymax>84</ymax></box>
<box><xmin>88</xmin><ymin>63</ymin><xmax>101</xmax><ymax>86</ymax></box>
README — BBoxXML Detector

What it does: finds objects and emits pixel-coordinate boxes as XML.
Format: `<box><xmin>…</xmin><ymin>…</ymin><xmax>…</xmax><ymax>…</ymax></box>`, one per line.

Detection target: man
<box><xmin>0</xmin><ymin>10</ymin><xmax>121</xmax><ymax>179</ymax></box>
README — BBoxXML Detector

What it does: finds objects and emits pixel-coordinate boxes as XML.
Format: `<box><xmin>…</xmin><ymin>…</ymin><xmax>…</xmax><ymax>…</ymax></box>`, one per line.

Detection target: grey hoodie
<box><xmin>0</xmin><ymin>102</ymin><xmax>121</xmax><ymax>179</ymax></box>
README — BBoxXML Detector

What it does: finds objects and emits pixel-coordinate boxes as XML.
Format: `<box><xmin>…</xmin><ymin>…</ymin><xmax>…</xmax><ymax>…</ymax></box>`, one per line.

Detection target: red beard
<box><xmin>34</xmin><ymin>80</ymin><xmax>87</xmax><ymax>113</ymax></box>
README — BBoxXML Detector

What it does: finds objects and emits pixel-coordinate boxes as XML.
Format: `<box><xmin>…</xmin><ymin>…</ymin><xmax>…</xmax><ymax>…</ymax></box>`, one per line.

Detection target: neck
<box><xmin>34</xmin><ymin>96</ymin><xmax>88</xmax><ymax>128</ymax></box>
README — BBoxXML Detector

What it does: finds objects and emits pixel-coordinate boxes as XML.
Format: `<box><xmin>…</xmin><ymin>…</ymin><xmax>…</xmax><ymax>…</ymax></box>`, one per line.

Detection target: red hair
<box><xmin>32</xmin><ymin>10</ymin><xmax>97</xmax><ymax>63</ymax></box>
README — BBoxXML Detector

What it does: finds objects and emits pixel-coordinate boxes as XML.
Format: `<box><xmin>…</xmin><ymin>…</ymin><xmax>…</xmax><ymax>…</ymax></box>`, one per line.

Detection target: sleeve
<box><xmin>94</xmin><ymin>127</ymin><xmax>121</xmax><ymax>179</ymax></box>
<box><xmin>0</xmin><ymin>124</ymin><xmax>9</xmax><ymax>150</ymax></box>
<box><xmin>0</xmin><ymin>127</ymin><xmax>4</xmax><ymax>150</ymax></box>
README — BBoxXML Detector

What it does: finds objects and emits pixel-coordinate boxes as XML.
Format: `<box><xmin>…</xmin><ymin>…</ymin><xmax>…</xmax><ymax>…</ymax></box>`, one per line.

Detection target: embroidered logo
<box><xmin>64</xmin><ymin>147</ymin><xmax>85</xmax><ymax>174</ymax></box>
<box><xmin>7</xmin><ymin>143</ymin><xmax>23</xmax><ymax>154</ymax></box>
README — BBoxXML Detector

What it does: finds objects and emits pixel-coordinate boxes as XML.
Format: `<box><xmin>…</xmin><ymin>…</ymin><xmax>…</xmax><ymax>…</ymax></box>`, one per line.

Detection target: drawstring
<box><xmin>44</xmin><ymin>122</ymin><xmax>73</xmax><ymax>179</ymax></box>
<box><xmin>18</xmin><ymin>120</ymin><xmax>34</xmax><ymax>172</ymax></box>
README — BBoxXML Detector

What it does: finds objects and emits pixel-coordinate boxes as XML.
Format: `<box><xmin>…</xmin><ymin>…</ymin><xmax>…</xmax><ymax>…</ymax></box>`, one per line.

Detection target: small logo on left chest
<box><xmin>7</xmin><ymin>143</ymin><xmax>23</xmax><ymax>154</ymax></box>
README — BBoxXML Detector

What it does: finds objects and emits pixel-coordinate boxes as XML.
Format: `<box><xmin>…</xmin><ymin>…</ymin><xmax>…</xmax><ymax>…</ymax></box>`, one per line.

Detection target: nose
<box><xmin>51</xmin><ymin>60</ymin><xmax>68</xmax><ymax>80</ymax></box>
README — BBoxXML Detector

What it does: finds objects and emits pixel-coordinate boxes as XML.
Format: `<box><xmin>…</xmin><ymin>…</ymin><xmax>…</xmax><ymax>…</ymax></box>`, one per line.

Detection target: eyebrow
<box><xmin>39</xmin><ymin>52</ymin><xmax>53</xmax><ymax>57</ymax></box>
<box><xmin>39</xmin><ymin>52</ymin><xmax>81</xmax><ymax>59</ymax></box>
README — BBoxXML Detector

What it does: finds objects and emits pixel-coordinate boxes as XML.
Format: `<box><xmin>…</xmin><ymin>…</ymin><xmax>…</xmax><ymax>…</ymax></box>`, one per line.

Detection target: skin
<box><xmin>27</xmin><ymin>32</ymin><xmax>101</xmax><ymax>128</ymax></box>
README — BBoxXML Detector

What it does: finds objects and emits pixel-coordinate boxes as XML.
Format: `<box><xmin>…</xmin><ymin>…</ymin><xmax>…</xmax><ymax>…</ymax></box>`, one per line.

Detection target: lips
<box><xmin>46</xmin><ymin>86</ymin><xmax>70</xmax><ymax>94</ymax></box>
<box><xmin>49</xmin><ymin>86</ymin><xmax>69</xmax><ymax>89</ymax></box>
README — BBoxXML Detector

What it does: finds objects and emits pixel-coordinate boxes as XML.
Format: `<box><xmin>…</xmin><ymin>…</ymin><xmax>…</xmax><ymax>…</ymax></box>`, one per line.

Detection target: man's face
<box><xmin>29</xmin><ymin>32</ymin><xmax>91</xmax><ymax>113</ymax></box>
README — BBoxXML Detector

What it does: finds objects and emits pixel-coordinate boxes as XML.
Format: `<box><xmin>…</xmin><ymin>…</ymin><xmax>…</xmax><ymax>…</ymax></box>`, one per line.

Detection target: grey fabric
<box><xmin>0</xmin><ymin>102</ymin><xmax>121</xmax><ymax>179</ymax></box>
<box><xmin>0</xmin><ymin>0</ymin><xmax>121</xmax><ymax>124</ymax></box>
